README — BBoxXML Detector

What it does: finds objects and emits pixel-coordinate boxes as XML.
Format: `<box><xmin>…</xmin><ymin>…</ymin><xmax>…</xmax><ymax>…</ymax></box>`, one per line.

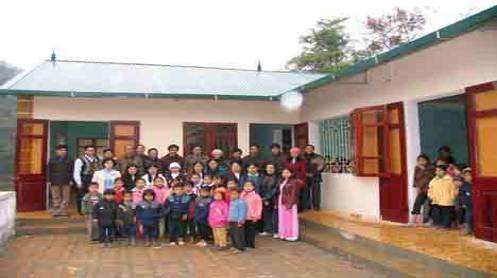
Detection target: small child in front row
<box><xmin>208</xmin><ymin>189</ymin><xmax>229</xmax><ymax>249</ymax></box>
<box><xmin>164</xmin><ymin>183</ymin><xmax>191</xmax><ymax>246</ymax></box>
<box><xmin>428</xmin><ymin>164</ymin><xmax>458</xmax><ymax>229</ymax></box>
<box><xmin>460</xmin><ymin>168</ymin><xmax>473</xmax><ymax>235</ymax></box>
<box><xmin>184</xmin><ymin>182</ymin><xmax>197</xmax><ymax>242</ymax></box>
<box><xmin>194</xmin><ymin>186</ymin><xmax>212</xmax><ymax>247</ymax></box>
<box><xmin>81</xmin><ymin>182</ymin><xmax>103</xmax><ymax>242</ymax></box>
<box><xmin>240</xmin><ymin>181</ymin><xmax>262</xmax><ymax>248</ymax></box>
<box><xmin>136</xmin><ymin>189</ymin><xmax>163</xmax><ymax>247</ymax></box>
<box><xmin>152</xmin><ymin>177</ymin><xmax>170</xmax><ymax>239</ymax></box>
<box><xmin>228</xmin><ymin>188</ymin><xmax>248</xmax><ymax>254</ymax></box>
<box><xmin>92</xmin><ymin>189</ymin><xmax>118</xmax><ymax>248</ymax></box>
<box><xmin>113</xmin><ymin>178</ymin><xmax>126</xmax><ymax>204</ymax></box>
<box><xmin>117</xmin><ymin>191</ymin><xmax>136</xmax><ymax>246</ymax></box>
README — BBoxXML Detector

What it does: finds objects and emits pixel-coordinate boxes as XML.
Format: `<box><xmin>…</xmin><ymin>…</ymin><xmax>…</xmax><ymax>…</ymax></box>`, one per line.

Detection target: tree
<box><xmin>287</xmin><ymin>17</ymin><xmax>352</xmax><ymax>73</ymax></box>
<box><xmin>0</xmin><ymin>61</ymin><xmax>22</xmax><ymax>86</ymax></box>
<box><xmin>360</xmin><ymin>8</ymin><xmax>426</xmax><ymax>57</ymax></box>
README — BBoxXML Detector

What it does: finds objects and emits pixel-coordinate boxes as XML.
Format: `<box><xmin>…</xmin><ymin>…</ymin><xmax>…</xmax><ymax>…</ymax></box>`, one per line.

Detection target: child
<box><xmin>131</xmin><ymin>178</ymin><xmax>147</xmax><ymax>203</ymax></box>
<box><xmin>411</xmin><ymin>154</ymin><xmax>435</xmax><ymax>225</ymax></box>
<box><xmin>136</xmin><ymin>189</ymin><xmax>163</xmax><ymax>247</ymax></box>
<box><xmin>260</xmin><ymin>163</ymin><xmax>278</xmax><ymax>236</ymax></box>
<box><xmin>203</xmin><ymin>175</ymin><xmax>215</xmax><ymax>189</ymax></box>
<box><xmin>460</xmin><ymin>168</ymin><xmax>473</xmax><ymax>235</ymax></box>
<box><xmin>184</xmin><ymin>182</ymin><xmax>197</xmax><ymax>242</ymax></box>
<box><xmin>240</xmin><ymin>164</ymin><xmax>262</xmax><ymax>193</ymax></box>
<box><xmin>81</xmin><ymin>182</ymin><xmax>102</xmax><ymax>242</ymax></box>
<box><xmin>152</xmin><ymin>177</ymin><xmax>170</xmax><ymax>239</ymax></box>
<box><xmin>278</xmin><ymin>168</ymin><xmax>302</xmax><ymax>241</ymax></box>
<box><xmin>117</xmin><ymin>191</ymin><xmax>136</xmax><ymax>245</ymax></box>
<box><xmin>240</xmin><ymin>181</ymin><xmax>262</xmax><ymax>248</ymax></box>
<box><xmin>113</xmin><ymin>178</ymin><xmax>126</xmax><ymax>204</ymax></box>
<box><xmin>208</xmin><ymin>189</ymin><xmax>229</xmax><ymax>249</ymax></box>
<box><xmin>164</xmin><ymin>183</ymin><xmax>191</xmax><ymax>246</ymax></box>
<box><xmin>190</xmin><ymin>173</ymin><xmax>203</xmax><ymax>195</ymax></box>
<box><xmin>428</xmin><ymin>165</ymin><xmax>458</xmax><ymax>229</ymax></box>
<box><xmin>92</xmin><ymin>189</ymin><xmax>118</xmax><ymax>248</ymax></box>
<box><xmin>194</xmin><ymin>186</ymin><xmax>212</xmax><ymax>247</ymax></box>
<box><xmin>228</xmin><ymin>188</ymin><xmax>247</xmax><ymax>253</ymax></box>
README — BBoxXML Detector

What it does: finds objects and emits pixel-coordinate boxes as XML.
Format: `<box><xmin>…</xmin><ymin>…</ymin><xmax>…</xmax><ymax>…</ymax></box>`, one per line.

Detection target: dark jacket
<box><xmin>265</xmin><ymin>153</ymin><xmax>288</xmax><ymax>174</ymax></box>
<box><xmin>136</xmin><ymin>200</ymin><xmax>162</xmax><ymax>226</ymax></box>
<box><xmin>117</xmin><ymin>201</ymin><xmax>136</xmax><ymax>225</ymax></box>
<box><xmin>48</xmin><ymin>157</ymin><xmax>74</xmax><ymax>186</ymax></box>
<box><xmin>239</xmin><ymin>174</ymin><xmax>263</xmax><ymax>193</ymax></box>
<box><xmin>164</xmin><ymin>194</ymin><xmax>191</xmax><ymax>219</ymax></box>
<box><xmin>304</xmin><ymin>152</ymin><xmax>325</xmax><ymax>178</ymax></box>
<box><xmin>242</xmin><ymin>154</ymin><xmax>265</xmax><ymax>170</ymax></box>
<box><xmin>92</xmin><ymin>199</ymin><xmax>118</xmax><ymax>227</ymax></box>
<box><xmin>260</xmin><ymin>174</ymin><xmax>278</xmax><ymax>205</ymax></box>
<box><xmin>144</xmin><ymin>157</ymin><xmax>163</xmax><ymax>173</ymax></box>
<box><xmin>160</xmin><ymin>154</ymin><xmax>185</xmax><ymax>173</ymax></box>
<box><xmin>459</xmin><ymin>181</ymin><xmax>472</xmax><ymax>209</ymax></box>
<box><xmin>413</xmin><ymin>165</ymin><xmax>436</xmax><ymax>192</ymax></box>
<box><xmin>287</xmin><ymin>158</ymin><xmax>307</xmax><ymax>187</ymax></box>
<box><xmin>279</xmin><ymin>178</ymin><xmax>303</xmax><ymax>209</ymax></box>
<box><xmin>122</xmin><ymin>174</ymin><xmax>140</xmax><ymax>191</ymax></box>
<box><xmin>194</xmin><ymin>196</ymin><xmax>212</xmax><ymax>224</ymax></box>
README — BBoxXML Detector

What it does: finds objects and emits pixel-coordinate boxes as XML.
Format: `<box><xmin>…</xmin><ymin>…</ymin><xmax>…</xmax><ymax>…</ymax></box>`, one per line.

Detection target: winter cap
<box><xmin>169</xmin><ymin>162</ymin><xmax>181</xmax><ymax>170</ymax></box>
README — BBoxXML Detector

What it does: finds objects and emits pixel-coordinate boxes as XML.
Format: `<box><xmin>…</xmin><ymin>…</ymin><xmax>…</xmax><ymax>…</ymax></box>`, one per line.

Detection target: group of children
<box><xmin>82</xmin><ymin>160</ymin><xmax>300</xmax><ymax>253</ymax></box>
<box><xmin>411</xmin><ymin>149</ymin><xmax>473</xmax><ymax>234</ymax></box>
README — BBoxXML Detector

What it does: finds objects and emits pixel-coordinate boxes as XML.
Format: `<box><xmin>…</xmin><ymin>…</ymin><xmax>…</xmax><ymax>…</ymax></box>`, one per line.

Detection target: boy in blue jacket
<box><xmin>136</xmin><ymin>189</ymin><xmax>163</xmax><ymax>248</ymax></box>
<box><xmin>460</xmin><ymin>168</ymin><xmax>473</xmax><ymax>235</ymax></box>
<box><xmin>228</xmin><ymin>188</ymin><xmax>248</xmax><ymax>253</ymax></box>
<box><xmin>164</xmin><ymin>183</ymin><xmax>191</xmax><ymax>246</ymax></box>
<box><xmin>194</xmin><ymin>186</ymin><xmax>212</xmax><ymax>247</ymax></box>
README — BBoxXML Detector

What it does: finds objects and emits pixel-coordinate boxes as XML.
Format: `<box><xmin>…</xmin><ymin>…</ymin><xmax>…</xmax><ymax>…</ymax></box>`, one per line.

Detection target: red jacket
<box><xmin>287</xmin><ymin>158</ymin><xmax>307</xmax><ymax>188</ymax></box>
<box><xmin>279</xmin><ymin>178</ymin><xmax>303</xmax><ymax>209</ymax></box>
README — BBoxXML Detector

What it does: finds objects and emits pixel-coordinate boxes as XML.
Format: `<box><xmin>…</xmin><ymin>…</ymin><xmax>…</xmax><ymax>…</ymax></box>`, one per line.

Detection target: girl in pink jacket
<box><xmin>240</xmin><ymin>181</ymin><xmax>262</xmax><ymax>248</ymax></box>
<box><xmin>208</xmin><ymin>190</ymin><xmax>229</xmax><ymax>248</ymax></box>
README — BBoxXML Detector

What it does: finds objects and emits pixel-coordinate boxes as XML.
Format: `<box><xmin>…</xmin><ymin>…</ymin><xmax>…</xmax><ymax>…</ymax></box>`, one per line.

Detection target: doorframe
<box><xmin>182</xmin><ymin>122</ymin><xmax>238</xmax><ymax>156</ymax></box>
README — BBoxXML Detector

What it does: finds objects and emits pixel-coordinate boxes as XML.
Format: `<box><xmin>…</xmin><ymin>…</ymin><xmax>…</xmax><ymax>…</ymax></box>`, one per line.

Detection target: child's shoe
<box><xmin>196</xmin><ymin>240</ymin><xmax>207</xmax><ymax>247</ymax></box>
<box><xmin>259</xmin><ymin>232</ymin><xmax>269</xmax><ymax>236</ymax></box>
<box><xmin>152</xmin><ymin>241</ymin><xmax>161</xmax><ymax>249</ymax></box>
<box><xmin>272</xmin><ymin>234</ymin><xmax>279</xmax><ymax>239</ymax></box>
<box><xmin>144</xmin><ymin>240</ymin><xmax>151</xmax><ymax>247</ymax></box>
<box><xmin>178</xmin><ymin>240</ymin><xmax>185</xmax><ymax>246</ymax></box>
<box><xmin>169</xmin><ymin>242</ymin><xmax>177</xmax><ymax>246</ymax></box>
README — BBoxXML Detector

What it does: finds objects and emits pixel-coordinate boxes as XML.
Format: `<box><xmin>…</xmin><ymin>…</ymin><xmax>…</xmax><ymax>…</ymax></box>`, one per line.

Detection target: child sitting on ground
<box><xmin>428</xmin><ymin>164</ymin><xmax>458</xmax><ymax>229</ymax></box>
<box><xmin>228</xmin><ymin>188</ymin><xmax>248</xmax><ymax>254</ymax></box>
<box><xmin>81</xmin><ymin>182</ymin><xmax>103</xmax><ymax>242</ymax></box>
<box><xmin>131</xmin><ymin>178</ymin><xmax>147</xmax><ymax>203</ymax></box>
<box><xmin>92</xmin><ymin>189</ymin><xmax>118</xmax><ymax>248</ymax></box>
<box><xmin>136</xmin><ymin>189</ymin><xmax>163</xmax><ymax>248</ymax></box>
<box><xmin>208</xmin><ymin>189</ymin><xmax>229</xmax><ymax>249</ymax></box>
<box><xmin>240</xmin><ymin>181</ymin><xmax>262</xmax><ymax>248</ymax></box>
<box><xmin>117</xmin><ymin>191</ymin><xmax>136</xmax><ymax>246</ymax></box>
<box><xmin>164</xmin><ymin>183</ymin><xmax>191</xmax><ymax>246</ymax></box>
<box><xmin>194</xmin><ymin>186</ymin><xmax>212</xmax><ymax>247</ymax></box>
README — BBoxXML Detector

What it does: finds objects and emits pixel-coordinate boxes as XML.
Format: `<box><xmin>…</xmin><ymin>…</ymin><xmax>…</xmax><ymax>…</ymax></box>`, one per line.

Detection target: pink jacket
<box><xmin>132</xmin><ymin>187</ymin><xmax>145</xmax><ymax>203</ymax></box>
<box><xmin>241</xmin><ymin>190</ymin><xmax>262</xmax><ymax>221</ymax></box>
<box><xmin>153</xmin><ymin>185</ymin><xmax>170</xmax><ymax>204</ymax></box>
<box><xmin>208</xmin><ymin>200</ymin><xmax>229</xmax><ymax>228</ymax></box>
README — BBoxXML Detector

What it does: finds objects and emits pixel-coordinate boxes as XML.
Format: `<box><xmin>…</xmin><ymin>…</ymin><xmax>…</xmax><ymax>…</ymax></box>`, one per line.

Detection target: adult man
<box><xmin>184</xmin><ymin>145</ymin><xmax>208</xmax><ymax>172</ymax></box>
<box><xmin>144</xmin><ymin>148</ymin><xmax>162</xmax><ymax>172</ymax></box>
<box><xmin>303</xmin><ymin>144</ymin><xmax>325</xmax><ymax>210</ymax></box>
<box><xmin>133</xmin><ymin>144</ymin><xmax>148</xmax><ymax>175</ymax></box>
<box><xmin>265</xmin><ymin>143</ymin><xmax>288</xmax><ymax>174</ymax></box>
<box><xmin>160</xmin><ymin>144</ymin><xmax>184</xmax><ymax>174</ymax></box>
<box><xmin>242</xmin><ymin>144</ymin><xmax>264</xmax><ymax>170</ymax></box>
<box><xmin>47</xmin><ymin>145</ymin><xmax>73</xmax><ymax>217</ymax></box>
<box><xmin>227</xmin><ymin>148</ymin><xmax>243</xmax><ymax>166</ymax></box>
<box><xmin>73</xmin><ymin>146</ymin><xmax>101</xmax><ymax>214</ymax></box>
<box><xmin>117</xmin><ymin>145</ymin><xmax>136</xmax><ymax>175</ymax></box>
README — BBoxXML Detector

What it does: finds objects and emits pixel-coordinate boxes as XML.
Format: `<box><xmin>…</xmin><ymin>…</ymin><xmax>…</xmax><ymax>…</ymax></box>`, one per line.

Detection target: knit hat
<box><xmin>169</xmin><ymin>162</ymin><xmax>181</xmax><ymax>170</ymax></box>
<box><xmin>211</xmin><ymin>149</ymin><xmax>223</xmax><ymax>156</ymax></box>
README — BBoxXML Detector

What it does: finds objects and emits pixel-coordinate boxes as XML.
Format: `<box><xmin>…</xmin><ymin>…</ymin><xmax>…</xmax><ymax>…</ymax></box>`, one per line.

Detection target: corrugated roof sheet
<box><xmin>1</xmin><ymin>60</ymin><xmax>325</xmax><ymax>100</ymax></box>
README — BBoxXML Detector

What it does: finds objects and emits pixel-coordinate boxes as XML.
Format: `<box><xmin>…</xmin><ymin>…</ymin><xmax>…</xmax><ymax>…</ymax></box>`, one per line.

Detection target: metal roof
<box><xmin>0</xmin><ymin>60</ymin><xmax>325</xmax><ymax>100</ymax></box>
<box><xmin>302</xmin><ymin>5</ymin><xmax>497</xmax><ymax>91</ymax></box>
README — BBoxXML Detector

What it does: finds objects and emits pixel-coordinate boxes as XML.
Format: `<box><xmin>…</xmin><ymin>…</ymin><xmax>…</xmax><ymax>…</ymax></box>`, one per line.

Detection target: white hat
<box><xmin>169</xmin><ymin>162</ymin><xmax>181</xmax><ymax>169</ymax></box>
<box><xmin>211</xmin><ymin>149</ymin><xmax>223</xmax><ymax>155</ymax></box>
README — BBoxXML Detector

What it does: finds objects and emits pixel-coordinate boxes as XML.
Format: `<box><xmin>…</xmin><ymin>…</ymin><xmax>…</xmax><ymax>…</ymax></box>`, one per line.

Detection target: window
<box><xmin>183</xmin><ymin>122</ymin><xmax>237</xmax><ymax>156</ymax></box>
<box><xmin>77</xmin><ymin>138</ymin><xmax>108</xmax><ymax>158</ymax></box>
<box><xmin>110</xmin><ymin>121</ymin><xmax>140</xmax><ymax>158</ymax></box>
<box><xmin>319</xmin><ymin>116</ymin><xmax>352</xmax><ymax>173</ymax></box>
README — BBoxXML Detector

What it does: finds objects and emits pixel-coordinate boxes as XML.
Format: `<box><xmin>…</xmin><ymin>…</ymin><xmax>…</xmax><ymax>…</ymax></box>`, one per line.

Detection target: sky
<box><xmin>1</xmin><ymin>0</ymin><xmax>495</xmax><ymax>71</ymax></box>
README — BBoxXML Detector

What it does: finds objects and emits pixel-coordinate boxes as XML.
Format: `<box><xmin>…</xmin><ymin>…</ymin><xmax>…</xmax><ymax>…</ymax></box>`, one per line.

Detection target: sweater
<box><xmin>208</xmin><ymin>200</ymin><xmax>229</xmax><ymax>228</ymax></box>
<box><xmin>240</xmin><ymin>190</ymin><xmax>262</xmax><ymax>221</ymax></box>
<box><xmin>428</xmin><ymin>175</ymin><xmax>458</xmax><ymax>206</ymax></box>
<box><xmin>228</xmin><ymin>199</ymin><xmax>248</xmax><ymax>223</ymax></box>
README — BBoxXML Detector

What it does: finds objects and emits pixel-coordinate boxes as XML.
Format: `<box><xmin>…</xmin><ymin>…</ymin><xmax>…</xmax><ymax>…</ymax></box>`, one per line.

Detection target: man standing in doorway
<box><xmin>47</xmin><ymin>144</ymin><xmax>73</xmax><ymax>217</ymax></box>
<box><xmin>160</xmin><ymin>144</ymin><xmax>184</xmax><ymax>174</ymax></box>
<box><xmin>303</xmin><ymin>144</ymin><xmax>325</xmax><ymax>211</ymax></box>
<box><xmin>74</xmin><ymin>146</ymin><xmax>101</xmax><ymax>214</ymax></box>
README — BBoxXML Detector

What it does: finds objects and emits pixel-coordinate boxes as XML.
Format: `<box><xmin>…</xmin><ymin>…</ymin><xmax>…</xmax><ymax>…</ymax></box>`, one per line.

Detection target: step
<box><xmin>300</xmin><ymin>219</ymin><xmax>492</xmax><ymax>278</ymax></box>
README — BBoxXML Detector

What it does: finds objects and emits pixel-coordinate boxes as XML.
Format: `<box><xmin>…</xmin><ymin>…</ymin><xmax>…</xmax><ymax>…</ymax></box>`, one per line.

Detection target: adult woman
<box><xmin>286</xmin><ymin>147</ymin><xmax>307</xmax><ymax>210</ymax></box>
<box><xmin>92</xmin><ymin>158</ymin><xmax>121</xmax><ymax>193</ymax></box>
<box><xmin>122</xmin><ymin>164</ymin><xmax>140</xmax><ymax>191</ymax></box>
<box><xmin>142</xmin><ymin>164</ymin><xmax>167</xmax><ymax>187</ymax></box>
<box><xmin>277</xmin><ymin>168</ymin><xmax>303</xmax><ymax>241</ymax></box>
<box><xmin>190</xmin><ymin>161</ymin><xmax>205</xmax><ymax>179</ymax></box>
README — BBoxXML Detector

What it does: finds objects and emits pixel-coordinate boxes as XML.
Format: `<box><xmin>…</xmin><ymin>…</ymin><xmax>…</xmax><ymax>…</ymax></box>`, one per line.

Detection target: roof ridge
<box><xmin>47</xmin><ymin>59</ymin><xmax>320</xmax><ymax>75</ymax></box>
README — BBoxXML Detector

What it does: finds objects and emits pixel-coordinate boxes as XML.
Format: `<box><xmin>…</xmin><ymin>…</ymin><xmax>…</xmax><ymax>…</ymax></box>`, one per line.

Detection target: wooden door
<box><xmin>109</xmin><ymin>121</ymin><xmax>140</xmax><ymax>158</ymax></box>
<box><xmin>294</xmin><ymin>122</ymin><xmax>308</xmax><ymax>149</ymax></box>
<box><xmin>15</xmin><ymin>119</ymin><xmax>48</xmax><ymax>211</ymax></box>
<box><xmin>467</xmin><ymin>82</ymin><xmax>497</xmax><ymax>242</ymax></box>
<box><xmin>183</xmin><ymin>122</ymin><xmax>237</xmax><ymax>156</ymax></box>
<box><xmin>352</xmin><ymin>102</ymin><xmax>408</xmax><ymax>223</ymax></box>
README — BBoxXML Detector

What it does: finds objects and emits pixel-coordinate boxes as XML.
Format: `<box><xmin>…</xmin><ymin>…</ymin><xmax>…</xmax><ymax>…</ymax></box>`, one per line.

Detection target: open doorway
<box><xmin>249</xmin><ymin>124</ymin><xmax>292</xmax><ymax>156</ymax></box>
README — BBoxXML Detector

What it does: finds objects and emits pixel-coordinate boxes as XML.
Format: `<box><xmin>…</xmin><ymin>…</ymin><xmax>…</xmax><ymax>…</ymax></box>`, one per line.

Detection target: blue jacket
<box><xmin>194</xmin><ymin>196</ymin><xmax>212</xmax><ymax>224</ymax></box>
<box><xmin>164</xmin><ymin>194</ymin><xmax>191</xmax><ymax>219</ymax></box>
<box><xmin>136</xmin><ymin>200</ymin><xmax>162</xmax><ymax>226</ymax></box>
<box><xmin>459</xmin><ymin>181</ymin><xmax>472</xmax><ymax>209</ymax></box>
<box><xmin>228</xmin><ymin>198</ymin><xmax>248</xmax><ymax>223</ymax></box>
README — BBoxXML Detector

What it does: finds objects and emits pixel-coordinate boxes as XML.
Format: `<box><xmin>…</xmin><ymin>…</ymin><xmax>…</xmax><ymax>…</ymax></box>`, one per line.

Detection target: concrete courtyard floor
<box><xmin>0</xmin><ymin>215</ymin><xmax>392</xmax><ymax>278</ymax></box>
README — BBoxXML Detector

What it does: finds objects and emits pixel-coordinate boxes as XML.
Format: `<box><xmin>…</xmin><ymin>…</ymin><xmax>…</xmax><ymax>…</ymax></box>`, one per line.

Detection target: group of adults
<box><xmin>47</xmin><ymin>142</ymin><xmax>325</xmax><ymax>217</ymax></box>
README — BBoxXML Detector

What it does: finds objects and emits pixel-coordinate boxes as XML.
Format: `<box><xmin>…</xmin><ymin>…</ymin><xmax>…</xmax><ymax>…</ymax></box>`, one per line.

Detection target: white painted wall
<box><xmin>303</xmin><ymin>27</ymin><xmax>497</xmax><ymax>221</ymax></box>
<box><xmin>0</xmin><ymin>192</ymin><xmax>16</xmax><ymax>247</ymax></box>
<box><xmin>33</xmin><ymin>97</ymin><xmax>300</xmax><ymax>156</ymax></box>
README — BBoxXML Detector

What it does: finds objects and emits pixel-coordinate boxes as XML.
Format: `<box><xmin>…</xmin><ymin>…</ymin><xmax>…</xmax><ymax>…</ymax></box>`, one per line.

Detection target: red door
<box><xmin>466</xmin><ymin>82</ymin><xmax>497</xmax><ymax>242</ymax></box>
<box><xmin>109</xmin><ymin>121</ymin><xmax>140</xmax><ymax>158</ymax></box>
<box><xmin>15</xmin><ymin>119</ymin><xmax>48</xmax><ymax>212</ymax></box>
<box><xmin>352</xmin><ymin>102</ymin><xmax>408</xmax><ymax>223</ymax></box>
<box><xmin>183</xmin><ymin>122</ymin><xmax>237</xmax><ymax>156</ymax></box>
<box><xmin>294</xmin><ymin>122</ymin><xmax>309</xmax><ymax>149</ymax></box>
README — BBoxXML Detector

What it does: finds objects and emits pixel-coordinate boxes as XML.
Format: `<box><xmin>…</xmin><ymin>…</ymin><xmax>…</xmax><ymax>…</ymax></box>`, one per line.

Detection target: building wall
<box><xmin>32</xmin><ymin>97</ymin><xmax>300</xmax><ymax>156</ymax></box>
<box><xmin>302</xmin><ymin>27</ymin><xmax>497</xmax><ymax>220</ymax></box>
<box><xmin>0</xmin><ymin>96</ymin><xmax>17</xmax><ymax>191</ymax></box>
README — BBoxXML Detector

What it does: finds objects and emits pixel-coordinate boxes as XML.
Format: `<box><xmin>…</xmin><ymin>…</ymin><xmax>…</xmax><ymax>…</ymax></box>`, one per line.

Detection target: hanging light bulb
<box><xmin>280</xmin><ymin>90</ymin><xmax>303</xmax><ymax>111</ymax></box>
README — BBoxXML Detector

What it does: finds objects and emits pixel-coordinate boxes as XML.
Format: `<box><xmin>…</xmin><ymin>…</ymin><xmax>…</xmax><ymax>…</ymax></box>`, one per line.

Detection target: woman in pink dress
<box><xmin>278</xmin><ymin>168</ymin><xmax>303</xmax><ymax>241</ymax></box>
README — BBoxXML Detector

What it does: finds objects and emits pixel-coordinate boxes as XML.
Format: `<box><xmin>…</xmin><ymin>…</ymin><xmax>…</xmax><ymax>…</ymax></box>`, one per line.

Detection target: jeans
<box><xmin>432</xmin><ymin>205</ymin><xmax>454</xmax><ymax>228</ymax></box>
<box><xmin>122</xmin><ymin>223</ymin><xmax>136</xmax><ymax>239</ymax></box>
<box><xmin>168</xmin><ymin>217</ymin><xmax>184</xmax><ymax>243</ymax></box>
<box><xmin>309</xmin><ymin>176</ymin><xmax>321</xmax><ymax>210</ymax></box>
<box><xmin>196</xmin><ymin>222</ymin><xmax>211</xmax><ymax>241</ymax></box>
<box><xmin>464</xmin><ymin>204</ymin><xmax>473</xmax><ymax>232</ymax></box>
<box><xmin>142</xmin><ymin>224</ymin><xmax>158</xmax><ymax>240</ymax></box>
<box><xmin>98</xmin><ymin>225</ymin><xmax>114</xmax><ymax>243</ymax></box>
<box><xmin>244</xmin><ymin>220</ymin><xmax>257</xmax><ymax>248</ymax></box>
<box><xmin>229</xmin><ymin>222</ymin><xmax>245</xmax><ymax>251</ymax></box>
<box><xmin>411</xmin><ymin>191</ymin><xmax>427</xmax><ymax>215</ymax></box>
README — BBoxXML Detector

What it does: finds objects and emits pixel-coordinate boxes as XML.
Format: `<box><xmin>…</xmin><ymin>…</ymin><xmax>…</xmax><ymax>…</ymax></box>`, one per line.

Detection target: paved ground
<box><xmin>0</xmin><ymin>218</ymin><xmax>391</xmax><ymax>278</ymax></box>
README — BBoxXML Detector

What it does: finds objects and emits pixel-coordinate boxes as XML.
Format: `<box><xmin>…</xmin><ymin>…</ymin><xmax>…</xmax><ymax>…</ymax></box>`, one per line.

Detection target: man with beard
<box><xmin>303</xmin><ymin>144</ymin><xmax>325</xmax><ymax>211</ymax></box>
